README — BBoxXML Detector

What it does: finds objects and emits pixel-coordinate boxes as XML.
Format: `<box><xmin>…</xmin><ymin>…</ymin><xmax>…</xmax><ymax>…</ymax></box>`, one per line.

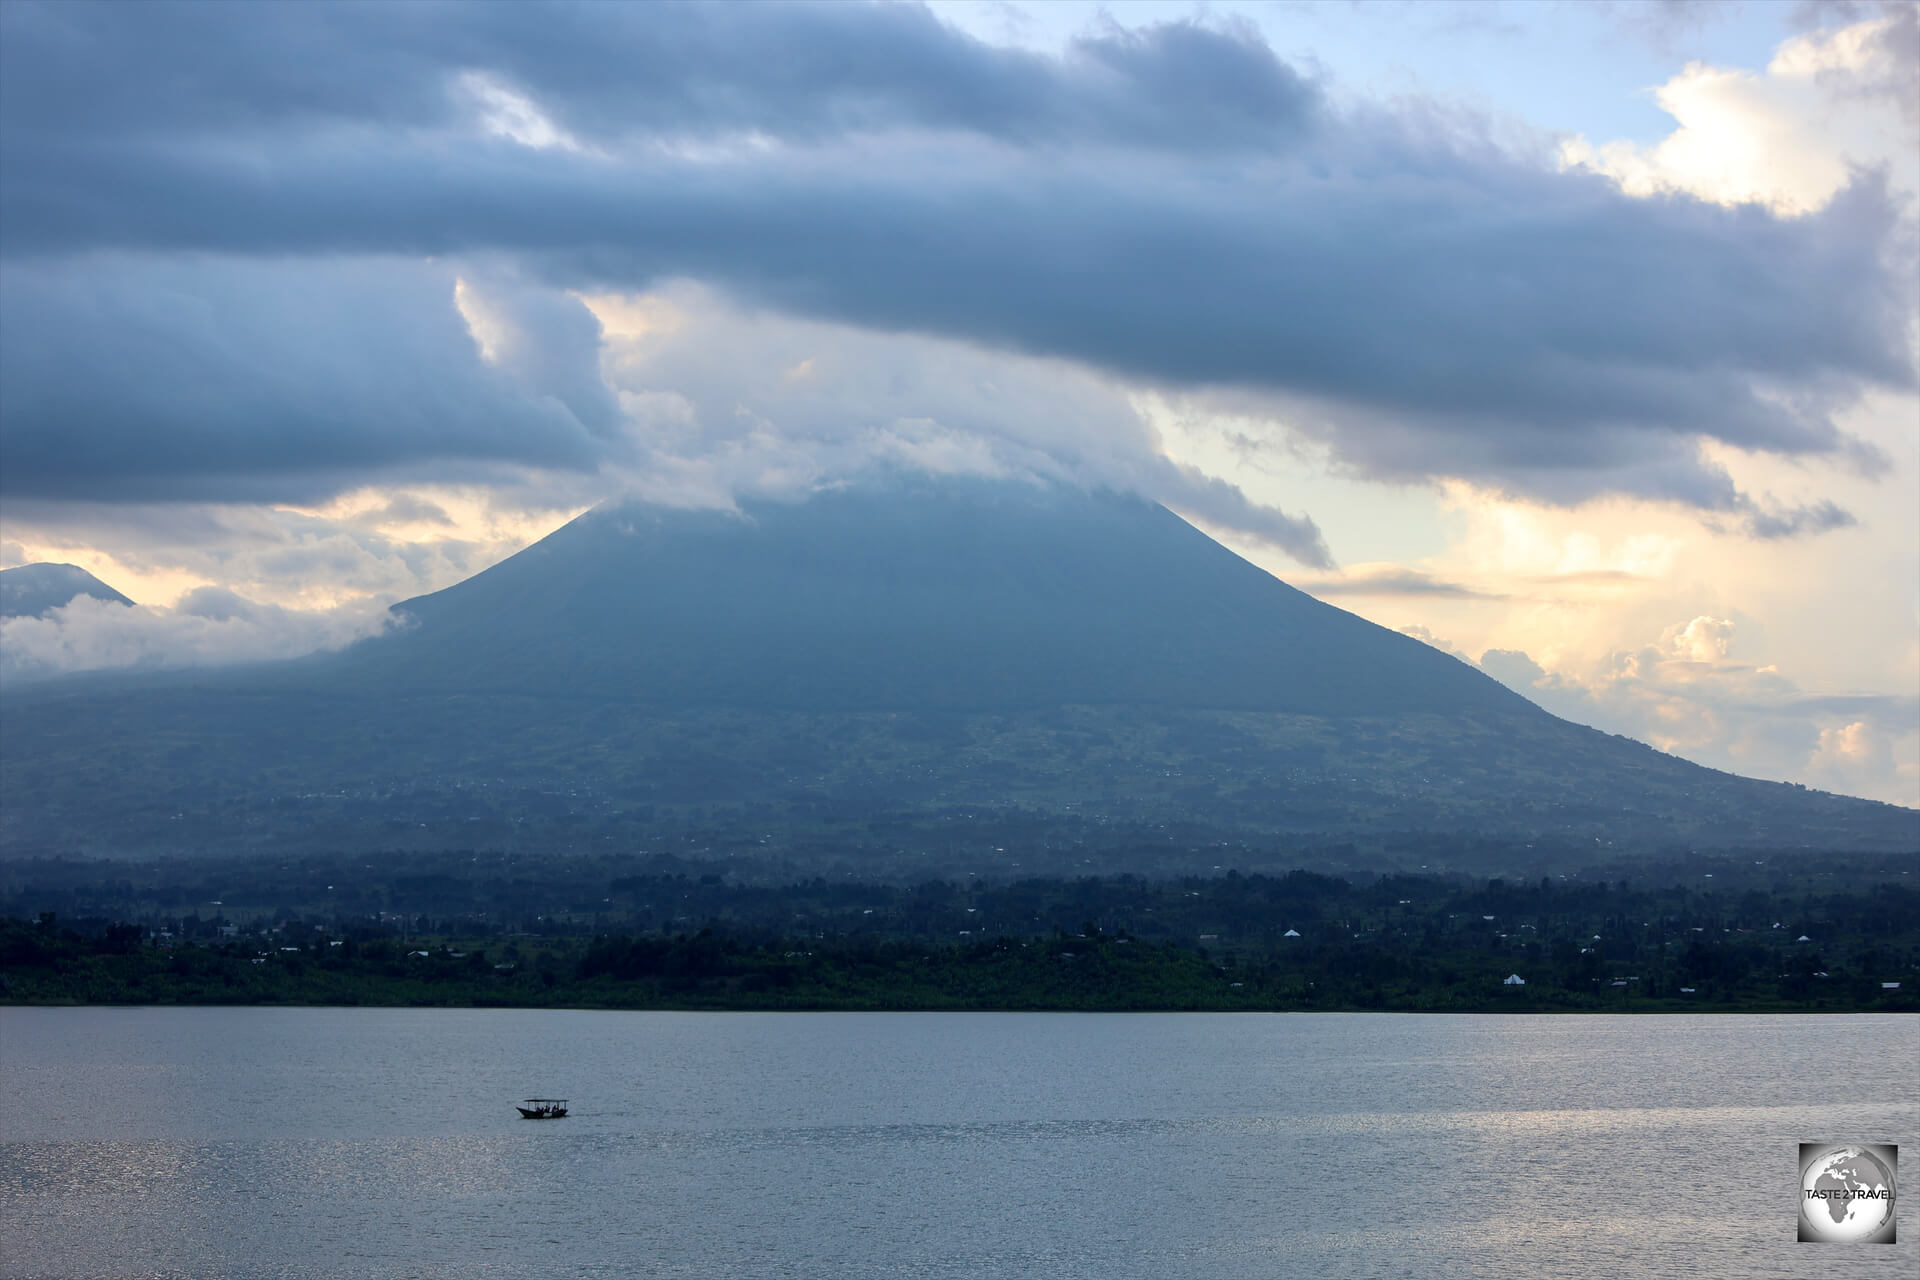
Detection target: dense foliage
<box><xmin>5</xmin><ymin>856</ymin><xmax>1914</xmax><ymax>1012</ymax></box>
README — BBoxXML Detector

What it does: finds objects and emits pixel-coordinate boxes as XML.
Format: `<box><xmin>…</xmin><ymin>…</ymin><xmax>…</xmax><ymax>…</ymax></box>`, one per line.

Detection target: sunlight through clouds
<box><xmin>454</xmin><ymin>70</ymin><xmax>587</xmax><ymax>152</ymax></box>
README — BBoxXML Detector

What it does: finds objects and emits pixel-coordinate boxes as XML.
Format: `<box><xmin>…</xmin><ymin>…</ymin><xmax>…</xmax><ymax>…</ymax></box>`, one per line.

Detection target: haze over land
<box><xmin>1</xmin><ymin>1</ymin><xmax>1916</xmax><ymax>833</ymax></box>
<box><xmin>2</xmin><ymin>479</ymin><xmax>1912</xmax><ymax>873</ymax></box>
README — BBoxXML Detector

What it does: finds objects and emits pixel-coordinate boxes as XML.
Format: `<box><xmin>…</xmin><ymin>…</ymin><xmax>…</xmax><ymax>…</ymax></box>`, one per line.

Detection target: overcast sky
<box><xmin>1</xmin><ymin>0</ymin><xmax>1915</xmax><ymax>805</ymax></box>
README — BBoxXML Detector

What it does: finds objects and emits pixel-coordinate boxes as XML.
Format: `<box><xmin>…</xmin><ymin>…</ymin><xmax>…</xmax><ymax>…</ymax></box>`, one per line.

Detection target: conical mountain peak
<box><xmin>342</xmin><ymin>478</ymin><xmax>1526</xmax><ymax>717</ymax></box>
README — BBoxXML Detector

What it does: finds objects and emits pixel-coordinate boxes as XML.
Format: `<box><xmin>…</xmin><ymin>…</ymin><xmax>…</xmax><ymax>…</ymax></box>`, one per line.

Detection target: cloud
<box><xmin>349</xmin><ymin>494</ymin><xmax>454</xmax><ymax>529</ymax></box>
<box><xmin>1399</xmin><ymin>624</ymin><xmax>1474</xmax><ymax>663</ymax></box>
<box><xmin>1299</xmin><ymin>564</ymin><xmax>1504</xmax><ymax>599</ymax></box>
<box><xmin>1464</xmin><ymin>614</ymin><xmax>1919</xmax><ymax>805</ymax></box>
<box><xmin>1810</xmin><ymin>718</ymin><xmax>1899</xmax><ymax>790</ymax></box>
<box><xmin>1478</xmin><ymin>647</ymin><xmax>1552</xmax><ymax>691</ymax></box>
<box><xmin>1602</xmin><ymin>0</ymin><xmax>1740</xmax><ymax>51</ymax></box>
<box><xmin>587</xmin><ymin>282</ymin><xmax>1329</xmax><ymax>564</ymax></box>
<box><xmin>1731</xmin><ymin>496</ymin><xmax>1860</xmax><ymax>539</ymax></box>
<box><xmin>0</xmin><ymin>480</ymin><xmax>610</xmax><ymax>680</ymax></box>
<box><xmin>1146</xmin><ymin>462</ymin><xmax>1329</xmax><ymax>566</ymax></box>
<box><xmin>1663</xmin><ymin>614</ymin><xmax>1736</xmax><ymax>662</ymax></box>
<box><xmin>1562</xmin><ymin>7</ymin><xmax>1919</xmax><ymax>214</ymax></box>
<box><xmin>0</xmin><ymin>490</ymin><xmax>584</xmax><ymax>613</ymax></box>
<box><xmin>0</xmin><ymin>2</ymin><xmax>1321</xmax><ymax>154</ymax></box>
<box><xmin>0</xmin><ymin>591</ymin><xmax>393</xmax><ymax>685</ymax></box>
<box><xmin>0</xmin><ymin>255</ymin><xmax>611</xmax><ymax>503</ymax></box>
<box><xmin>1525</xmin><ymin>569</ymin><xmax>1649</xmax><ymax>586</ymax></box>
<box><xmin>1788</xmin><ymin>2</ymin><xmax>1919</xmax><ymax>125</ymax></box>
<box><xmin>0</xmin><ymin>3</ymin><xmax>1909</xmax><ymax>525</ymax></box>
<box><xmin>454</xmin><ymin>265</ymin><xmax>621</xmax><ymax>435</ymax></box>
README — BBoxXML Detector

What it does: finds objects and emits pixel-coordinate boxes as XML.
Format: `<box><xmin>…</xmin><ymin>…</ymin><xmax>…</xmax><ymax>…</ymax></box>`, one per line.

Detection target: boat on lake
<box><xmin>516</xmin><ymin>1098</ymin><xmax>568</xmax><ymax>1119</ymax></box>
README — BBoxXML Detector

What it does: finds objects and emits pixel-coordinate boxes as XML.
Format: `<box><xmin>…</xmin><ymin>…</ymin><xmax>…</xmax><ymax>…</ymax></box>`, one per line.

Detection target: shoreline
<box><xmin>7</xmin><ymin>994</ymin><xmax>1911</xmax><ymax>1015</ymax></box>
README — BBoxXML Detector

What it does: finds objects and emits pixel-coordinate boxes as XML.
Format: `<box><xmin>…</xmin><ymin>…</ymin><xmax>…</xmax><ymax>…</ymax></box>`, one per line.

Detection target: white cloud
<box><xmin>1664</xmin><ymin>614</ymin><xmax>1736</xmax><ymax>662</ymax></box>
<box><xmin>580</xmin><ymin>281</ymin><xmax>1329</xmax><ymax>564</ymax></box>
<box><xmin>1461</xmin><ymin>614</ymin><xmax>1918</xmax><ymax>806</ymax></box>
<box><xmin>0</xmin><ymin>488</ymin><xmax>587</xmax><ymax>613</ymax></box>
<box><xmin>0</xmin><ymin>592</ymin><xmax>393</xmax><ymax>685</ymax></box>
<box><xmin>1159</xmin><ymin>334</ymin><xmax>1916</xmax><ymax>805</ymax></box>
<box><xmin>0</xmin><ymin>482</ymin><xmax>606</xmax><ymax>682</ymax></box>
<box><xmin>454</xmin><ymin>70</ymin><xmax>587</xmax><ymax>152</ymax></box>
<box><xmin>1808</xmin><ymin>718</ymin><xmax>1902</xmax><ymax>794</ymax></box>
<box><xmin>1560</xmin><ymin>10</ymin><xmax>1920</xmax><ymax>215</ymax></box>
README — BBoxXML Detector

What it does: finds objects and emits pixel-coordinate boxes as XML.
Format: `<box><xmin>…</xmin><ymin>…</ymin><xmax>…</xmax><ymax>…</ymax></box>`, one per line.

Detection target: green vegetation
<box><xmin>5</xmin><ymin>693</ymin><xmax>1913</xmax><ymax>869</ymax></box>
<box><xmin>6</xmin><ymin>859</ymin><xmax>1915</xmax><ymax>1012</ymax></box>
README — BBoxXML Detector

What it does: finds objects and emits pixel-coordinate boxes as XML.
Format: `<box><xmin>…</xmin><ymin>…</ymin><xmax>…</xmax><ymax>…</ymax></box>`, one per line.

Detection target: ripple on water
<box><xmin>2</xmin><ymin>1008</ymin><xmax>1914</xmax><ymax>1279</ymax></box>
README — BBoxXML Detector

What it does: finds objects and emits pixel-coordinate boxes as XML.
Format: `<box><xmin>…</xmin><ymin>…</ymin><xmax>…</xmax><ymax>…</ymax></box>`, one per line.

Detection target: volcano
<box><xmin>332</xmin><ymin>477</ymin><xmax>1530</xmax><ymax>716</ymax></box>
<box><xmin>1</xmin><ymin>477</ymin><xmax>1913</xmax><ymax>867</ymax></box>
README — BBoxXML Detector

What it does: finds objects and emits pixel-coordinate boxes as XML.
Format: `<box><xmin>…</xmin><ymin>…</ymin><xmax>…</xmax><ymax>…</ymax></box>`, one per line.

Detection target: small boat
<box><xmin>516</xmin><ymin>1098</ymin><xmax>569</xmax><ymax>1119</ymax></box>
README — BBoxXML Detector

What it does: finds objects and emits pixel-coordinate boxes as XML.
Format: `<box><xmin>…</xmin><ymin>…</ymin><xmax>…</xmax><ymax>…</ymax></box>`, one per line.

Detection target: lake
<box><xmin>1</xmin><ymin>1008</ymin><xmax>1914</xmax><ymax>1278</ymax></box>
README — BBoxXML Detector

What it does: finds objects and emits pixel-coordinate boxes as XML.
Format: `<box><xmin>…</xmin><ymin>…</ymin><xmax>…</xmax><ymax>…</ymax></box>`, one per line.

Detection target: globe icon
<box><xmin>1800</xmin><ymin>1146</ymin><xmax>1896</xmax><ymax>1243</ymax></box>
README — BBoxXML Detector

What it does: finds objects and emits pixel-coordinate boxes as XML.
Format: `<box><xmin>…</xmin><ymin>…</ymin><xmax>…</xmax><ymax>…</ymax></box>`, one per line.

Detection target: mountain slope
<box><xmin>1</xmin><ymin>477</ymin><xmax>1912</xmax><ymax>863</ymax></box>
<box><xmin>0</xmin><ymin>562</ymin><xmax>134</xmax><ymax>618</ymax></box>
<box><xmin>324</xmin><ymin>478</ymin><xmax>1533</xmax><ymax>717</ymax></box>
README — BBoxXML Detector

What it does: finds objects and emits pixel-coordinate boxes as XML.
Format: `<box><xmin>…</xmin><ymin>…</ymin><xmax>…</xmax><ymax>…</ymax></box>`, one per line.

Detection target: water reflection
<box><xmin>2</xmin><ymin>1009</ymin><xmax>1914</xmax><ymax>1279</ymax></box>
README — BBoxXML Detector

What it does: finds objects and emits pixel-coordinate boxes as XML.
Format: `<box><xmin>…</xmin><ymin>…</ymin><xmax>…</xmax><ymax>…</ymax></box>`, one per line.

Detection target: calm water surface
<box><xmin>2</xmin><ymin>1008</ymin><xmax>1914</xmax><ymax>1278</ymax></box>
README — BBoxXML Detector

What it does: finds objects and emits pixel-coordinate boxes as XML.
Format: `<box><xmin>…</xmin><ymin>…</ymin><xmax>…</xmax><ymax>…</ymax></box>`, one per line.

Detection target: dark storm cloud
<box><xmin>1736</xmin><ymin>498</ymin><xmax>1859</xmax><ymax>540</ymax></box>
<box><xmin>0</xmin><ymin>256</ymin><xmax>607</xmax><ymax>501</ymax></box>
<box><xmin>10</xmin><ymin>127</ymin><xmax>1904</xmax><ymax>475</ymax></box>
<box><xmin>0</xmin><ymin>0</ymin><xmax>1910</xmax><ymax>517</ymax></box>
<box><xmin>0</xmin><ymin>0</ymin><xmax>1318</xmax><ymax>152</ymax></box>
<box><xmin>1152</xmin><ymin>461</ymin><xmax>1329</xmax><ymax>567</ymax></box>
